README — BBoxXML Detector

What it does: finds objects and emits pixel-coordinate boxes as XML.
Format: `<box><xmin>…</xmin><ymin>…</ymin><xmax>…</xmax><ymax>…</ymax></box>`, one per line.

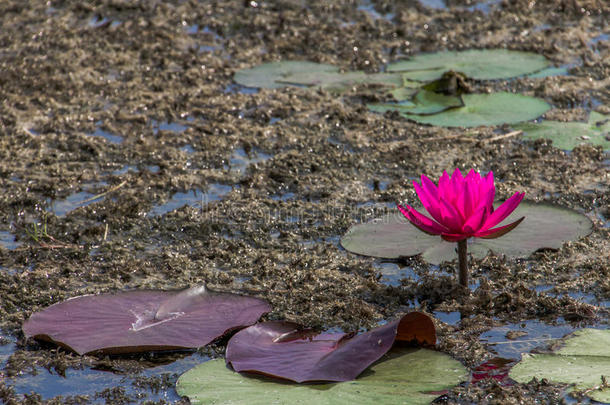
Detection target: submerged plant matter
<box><xmin>398</xmin><ymin>169</ymin><xmax>524</xmax><ymax>286</ymax></box>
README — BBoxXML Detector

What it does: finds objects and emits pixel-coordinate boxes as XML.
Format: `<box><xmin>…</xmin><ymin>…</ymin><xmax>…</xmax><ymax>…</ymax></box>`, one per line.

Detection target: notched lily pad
<box><xmin>515</xmin><ymin>111</ymin><xmax>610</xmax><ymax>151</ymax></box>
<box><xmin>340</xmin><ymin>202</ymin><xmax>592</xmax><ymax>265</ymax></box>
<box><xmin>233</xmin><ymin>61</ymin><xmax>339</xmax><ymax>89</ymax></box>
<box><xmin>278</xmin><ymin>71</ymin><xmax>404</xmax><ymax>93</ymax></box>
<box><xmin>23</xmin><ymin>286</ymin><xmax>271</xmax><ymax>355</ymax></box>
<box><xmin>526</xmin><ymin>66</ymin><xmax>569</xmax><ymax>78</ymax></box>
<box><xmin>226</xmin><ymin>312</ymin><xmax>435</xmax><ymax>383</ymax></box>
<box><xmin>368</xmin><ymin>90</ymin><xmax>464</xmax><ymax>116</ymax></box>
<box><xmin>510</xmin><ymin>329</ymin><xmax>610</xmax><ymax>403</ymax></box>
<box><xmin>177</xmin><ymin>347</ymin><xmax>467</xmax><ymax>405</ymax></box>
<box><xmin>388</xmin><ymin>86</ymin><xmax>419</xmax><ymax>102</ymax></box>
<box><xmin>387</xmin><ymin>49</ymin><xmax>550</xmax><ymax>81</ymax></box>
<box><xmin>403</xmin><ymin>92</ymin><xmax>550</xmax><ymax>128</ymax></box>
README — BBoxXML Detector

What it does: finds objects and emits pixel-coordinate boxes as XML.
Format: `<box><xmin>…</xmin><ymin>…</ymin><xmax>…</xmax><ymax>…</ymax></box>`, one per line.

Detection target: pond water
<box><xmin>224</xmin><ymin>83</ymin><xmax>259</xmax><ymax>94</ymax></box>
<box><xmin>186</xmin><ymin>24</ymin><xmax>223</xmax><ymax>53</ymax></box>
<box><xmin>271</xmin><ymin>192</ymin><xmax>296</xmax><ymax>201</ymax></box>
<box><xmin>373</xmin><ymin>262</ymin><xmax>419</xmax><ymax>287</ymax></box>
<box><xmin>110</xmin><ymin>165</ymin><xmax>160</xmax><ymax>176</ymax></box>
<box><xmin>418</xmin><ymin>0</ymin><xmax>446</xmax><ymax>10</ymax></box>
<box><xmin>480</xmin><ymin>319</ymin><xmax>579</xmax><ymax>360</ymax></box>
<box><xmin>149</xmin><ymin>184</ymin><xmax>235</xmax><ymax>217</ymax></box>
<box><xmin>152</xmin><ymin>120</ymin><xmax>189</xmax><ymax>135</ymax></box>
<box><xmin>88</xmin><ymin>16</ymin><xmax>121</xmax><ymax>29</ymax></box>
<box><xmin>87</xmin><ymin>123</ymin><xmax>123</xmax><ymax>144</ymax></box>
<box><xmin>0</xmin><ymin>231</ymin><xmax>21</xmax><ymax>250</ymax></box>
<box><xmin>357</xmin><ymin>0</ymin><xmax>395</xmax><ymax>20</ymax></box>
<box><xmin>417</xmin><ymin>0</ymin><xmax>502</xmax><ymax>13</ymax></box>
<box><xmin>224</xmin><ymin>147</ymin><xmax>273</xmax><ymax>175</ymax></box>
<box><xmin>1</xmin><ymin>335</ymin><xmax>206</xmax><ymax>403</ymax></box>
<box><xmin>47</xmin><ymin>191</ymin><xmax>100</xmax><ymax>218</ymax></box>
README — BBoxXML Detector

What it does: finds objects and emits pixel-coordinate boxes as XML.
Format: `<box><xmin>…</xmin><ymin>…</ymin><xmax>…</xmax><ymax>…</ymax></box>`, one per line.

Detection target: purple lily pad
<box><xmin>226</xmin><ymin>312</ymin><xmax>435</xmax><ymax>383</ymax></box>
<box><xmin>23</xmin><ymin>286</ymin><xmax>271</xmax><ymax>355</ymax></box>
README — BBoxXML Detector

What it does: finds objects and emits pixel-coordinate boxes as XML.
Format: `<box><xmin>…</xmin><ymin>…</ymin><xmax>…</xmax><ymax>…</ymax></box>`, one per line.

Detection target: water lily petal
<box><xmin>397</xmin><ymin>204</ymin><xmax>447</xmax><ymax>235</ymax></box>
<box><xmin>439</xmin><ymin>198</ymin><xmax>464</xmax><ymax>232</ymax></box>
<box><xmin>421</xmin><ymin>174</ymin><xmax>439</xmax><ymax>198</ymax></box>
<box><xmin>456</xmin><ymin>192</ymin><xmax>467</xmax><ymax>221</ymax></box>
<box><xmin>483</xmin><ymin>172</ymin><xmax>496</xmax><ymax>210</ymax></box>
<box><xmin>438</xmin><ymin>171</ymin><xmax>451</xmax><ymax>201</ymax></box>
<box><xmin>462</xmin><ymin>205</ymin><xmax>488</xmax><ymax>234</ymax></box>
<box><xmin>441</xmin><ymin>233</ymin><xmax>469</xmax><ymax>242</ymax></box>
<box><xmin>448</xmin><ymin>168</ymin><xmax>463</xmax><ymax>205</ymax></box>
<box><xmin>401</xmin><ymin>169</ymin><xmax>524</xmax><ymax>242</ymax></box>
<box><xmin>477</xmin><ymin>216</ymin><xmax>525</xmax><ymax>239</ymax></box>
<box><xmin>463</xmin><ymin>169</ymin><xmax>479</xmax><ymax>217</ymax></box>
<box><xmin>413</xmin><ymin>181</ymin><xmax>443</xmax><ymax>224</ymax></box>
<box><xmin>483</xmin><ymin>192</ymin><xmax>525</xmax><ymax>229</ymax></box>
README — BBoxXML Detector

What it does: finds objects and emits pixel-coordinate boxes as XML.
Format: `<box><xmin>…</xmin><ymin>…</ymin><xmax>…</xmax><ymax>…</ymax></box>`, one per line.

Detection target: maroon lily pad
<box><xmin>23</xmin><ymin>286</ymin><xmax>271</xmax><ymax>355</ymax></box>
<box><xmin>226</xmin><ymin>312</ymin><xmax>435</xmax><ymax>383</ymax></box>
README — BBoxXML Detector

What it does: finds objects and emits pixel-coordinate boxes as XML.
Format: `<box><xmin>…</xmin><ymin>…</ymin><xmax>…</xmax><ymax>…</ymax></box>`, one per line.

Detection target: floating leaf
<box><xmin>226</xmin><ymin>312</ymin><xmax>435</xmax><ymax>383</ymax></box>
<box><xmin>387</xmin><ymin>49</ymin><xmax>550</xmax><ymax>81</ymax></box>
<box><xmin>401</xmin><ymin>92</ymin><xmax>550</xmax><ymax>128</ymax></box>
<box><xmin>177</xmin><ymin>347</ymin><xmax>467</xmax><ymax>405</ymax></box>
<box><xmin>510</xmin><ymin>329</ymin><xmax>610</xmax><ymax>403</ymax></box>
<box><xmin>23</xmin><ymin>286</ymin><xmax>271</xmax><ymax>355</ymax></box>
<box><xmin>368</xmin><ymin>90</ymin><xmax>464</xmax><ymax>116</ymax></box>
<box><xmin>515</xmin><ymin>111</ymin><xmax>610</xmax><ymax>151</ymax></box>
<box><xmin>388</xmin><ymin>86</ymin><xmax>418</xmax><ymax>101</ymax></box>
<box><xmin>278</xmin><ymin>71</ymin><xmax>404</xmax><ymax>93</ymax></box>
<box><xmin>233</xmin><ymin>61</ymin><xmax>339</xmax><ymax>89</ymax></box>
<box><xmin>340</xmin><ymin>202</ymin><xmax>592</xmax><ymax>265</ymax></box>
<box><xmin>526</xmin><ymin>66</ymin><xmax>569</xmax><ymax>78</ymax></box>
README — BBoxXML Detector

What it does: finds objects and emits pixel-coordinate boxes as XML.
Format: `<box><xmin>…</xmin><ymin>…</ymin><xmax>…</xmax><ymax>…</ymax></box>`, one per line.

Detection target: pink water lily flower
<box><xmin>398</xmin><ymin>168</ymin><xmax>525</xmax><ymax>243</ymax></box>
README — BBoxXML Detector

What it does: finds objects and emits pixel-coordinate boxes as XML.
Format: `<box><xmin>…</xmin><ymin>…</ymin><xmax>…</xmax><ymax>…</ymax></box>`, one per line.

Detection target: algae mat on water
<box><xmin>510</xmin><ymin>329</ymin><xmax>610</xmax><ymax>403</ymax></box>
<box><xmin>177</xmin><ymin>348</ymin><xmax>467</xmax><ymax>404</ymax></box>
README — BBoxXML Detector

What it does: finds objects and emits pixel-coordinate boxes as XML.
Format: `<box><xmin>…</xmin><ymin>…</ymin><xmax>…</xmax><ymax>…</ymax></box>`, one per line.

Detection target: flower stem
<box><xmin>457</xmin><ymin>239</ymin><xmax>468</xmax><ymax>287</ymax></box>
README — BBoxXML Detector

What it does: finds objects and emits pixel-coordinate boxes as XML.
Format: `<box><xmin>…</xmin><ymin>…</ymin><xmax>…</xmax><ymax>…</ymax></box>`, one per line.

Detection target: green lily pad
<box><xmin>515</xmin><ymin>111</ymin><xmax>610</xmax><ymax>151</ymax></box>
<box><xmin>233</xmin><ymin>61</ymin><xmax>339</xmax><ymax>89</ymax></box>
<box><xmin>387</xmin><ymin>49</ymin><xmax>550</xmax><ymax>81</ymax></box>
<box><xmin>340</xmin><ymin>202</ymin><xmax>592</xmax><ymax>265</ymax></box>
<box><xmin>510</xmin><ymin>329</ymin><xmax>610</xmax><ymax>403</ymax></box>
<box><xmin>176</xmin><ymin>347</ymin><xmax>468</xmax><ymax>405</ymax></box>
<box><xmin>278</xmin><ymin>71</ymin><xmax>404</xmax><ymax>93</ymax></box>
<box><xmin>402</xmin><ymin>92</ymin><xmax>550</xmax><ymax>128</ymax></box>
<box><xmin>526</xmin><ymin>66</ymin><xmax>569</xmax><ymax>78</ymax></box>
<box><xmin>384</xmin><ymin>78</ymin><xmax>422</xmax><ymax>101</ymax></box>
<box><xmin>368</xmin><ymin>90</ymin><xmax>464</xmax><ymax>115</ymax></box>
<box><xmin>388</xmin><ymin>86</ymin><xmax>418</xmax><ymax>102</ymax></box>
